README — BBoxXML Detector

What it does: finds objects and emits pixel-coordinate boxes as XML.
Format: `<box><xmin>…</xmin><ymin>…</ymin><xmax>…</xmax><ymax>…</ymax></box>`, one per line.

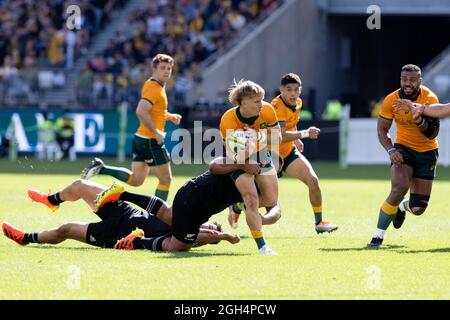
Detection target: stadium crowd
<box><xmin>0</xmin><ymin>0</ymin><xmax>126</xmax><ymax>107</ymax></box>
<box><xmin>80</xmin><ymin>0</ymin><xmax>282</xmax><ymax>111</ymax></box>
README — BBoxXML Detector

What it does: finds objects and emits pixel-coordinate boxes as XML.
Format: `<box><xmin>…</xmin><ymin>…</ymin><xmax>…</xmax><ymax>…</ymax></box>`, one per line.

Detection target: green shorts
<box><xmin>132</xmin><ymin>135</ymin><xmax>170</xmax><ymax>166</ymax></box>
<box><xmin>394</xmin><ymin>143</ymin><xmax>438</xmax><ymax>180</ymax></box>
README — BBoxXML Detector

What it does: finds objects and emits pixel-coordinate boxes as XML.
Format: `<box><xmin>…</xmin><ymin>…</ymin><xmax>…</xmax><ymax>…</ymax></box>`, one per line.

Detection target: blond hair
<box><xmin>152</xmin><ymin>54</ymin><xmax>174</xmax><ymax>68</ymax></box>
<box><xmin>228</xmin><ymin>79</ymin><xmax>265</xmax><ymax>106</ymax></box>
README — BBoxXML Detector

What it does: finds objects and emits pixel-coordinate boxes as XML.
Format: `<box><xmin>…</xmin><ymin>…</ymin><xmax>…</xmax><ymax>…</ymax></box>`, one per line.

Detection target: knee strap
<box><xmin>409</xmin><ymin>193</ymin><xmax>430</xmax><ymax>215</ymax></box>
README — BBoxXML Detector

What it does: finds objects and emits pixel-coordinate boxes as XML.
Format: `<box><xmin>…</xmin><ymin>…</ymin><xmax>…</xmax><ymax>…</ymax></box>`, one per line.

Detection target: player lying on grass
<box><xmin>2</xmin><ymin>179</ymin><xmax>239</xmax><ymax>249</ymax></box>
<box><xmin>393</xmin><ymin>99</ymin><xmax>450</xmax><ymax>118</ymax></box>
<box><xmin>3</xmin><ymin>159</ymin><xmax>281</xmax><ymax>255</ymax></box>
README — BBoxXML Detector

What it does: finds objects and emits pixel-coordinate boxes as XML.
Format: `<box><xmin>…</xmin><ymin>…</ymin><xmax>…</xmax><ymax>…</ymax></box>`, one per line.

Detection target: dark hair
<box><xmin>401</xmin><ymin>64</ymin><xmax>421</xmax><ymax>74</ymax></box>
<box><xmin>281</xmin><ymin>73</ymin><xmax>302</xmax><ymax>86</ymax></box>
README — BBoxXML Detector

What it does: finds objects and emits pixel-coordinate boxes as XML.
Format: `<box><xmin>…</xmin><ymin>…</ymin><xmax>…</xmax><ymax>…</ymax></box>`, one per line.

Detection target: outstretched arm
<box><xmin>422</xmin><ymin>103</ymin><xmax>450</xmax><ymax>118</ymax></box>
<box><xmin>208</xmin><ymin>157</ymin><xmax>260</xmax><ymax>175</ymax></box>
<box><xmin>193</xmin><ymin>228</ymin><xmax>240</xmax><ymax>247</ymax></box>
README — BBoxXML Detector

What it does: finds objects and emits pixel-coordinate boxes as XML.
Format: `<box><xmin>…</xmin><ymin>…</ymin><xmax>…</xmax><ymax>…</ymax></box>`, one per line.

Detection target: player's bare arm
<box><xmin>166</xmin><ymin>112</ymin><xmax>182</xmax><ymax>125</ymax></box>
<box><xmin>208</xmin><ymin>157</ymin><xmax>260</xmax><ymax>175</ymax></box>
<box><xmin>377</xmin><ymin>116</ymin><xmax>403</xmax><ymax>164</ymax></box>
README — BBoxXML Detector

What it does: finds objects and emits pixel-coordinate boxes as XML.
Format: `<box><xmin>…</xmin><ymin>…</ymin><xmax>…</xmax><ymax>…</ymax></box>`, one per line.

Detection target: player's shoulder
<box><xmin>420</xmin><ymin>85</ymin><xmax>439</xmax><ymax>100</ymax></box>
<box><xmin>271</xmin><ymin>95</ymin><xmax>283</xmax><ymax>109</ymax></box>
<box><xmin>382</xmin><ymin>89</ymin><xmax>400</xmax><ymax>105</ymax></box>
<box><xmin>262</xmin><ymin>100</ymin><xmax>276</xmax><ymax>112</ymax></box>
<box><xmin>143</xmin><ymin>78</ymin><xmax>163</xmax><ymax>89</ymax></box>
<box><xmin>220</xmin><ymin>106</ymin><xmax>238</xmax><ymax>121</ymax></box>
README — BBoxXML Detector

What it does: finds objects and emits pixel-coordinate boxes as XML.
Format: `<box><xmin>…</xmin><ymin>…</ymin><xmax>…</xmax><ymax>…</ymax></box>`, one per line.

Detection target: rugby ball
<box><xmin>225</xmin><ymin>129</ymin><xmax>252</xmax><ymax>163</ymax></box>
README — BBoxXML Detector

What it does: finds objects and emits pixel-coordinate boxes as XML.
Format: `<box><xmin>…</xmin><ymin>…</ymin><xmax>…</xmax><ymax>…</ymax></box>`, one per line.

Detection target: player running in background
<box><xmin>3</xmin><ymin>179</ymin><xmax>237</xmax><ymax>249</ymax></box>
<box><xmin>219</xmin><ymin>79</ymin><xmax>281</xmax><ymax>255</ymax></box>
<box><xmin>80</xmin><ymin>54</ymin><xmax>182</xmax><ymax>201</ymax></box>
<box><xmin>368</xmin><ymin>64</ymin><xmax>440</xmax><ymax>248</ymax></box>
<box><xmin>270</xmin><ymin>73</ymin><xmax>338</xmax><ymax>233</ymax></box>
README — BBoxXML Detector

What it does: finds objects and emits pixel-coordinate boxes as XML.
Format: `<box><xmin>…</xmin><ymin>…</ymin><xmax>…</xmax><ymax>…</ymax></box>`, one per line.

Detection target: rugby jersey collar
<box><xmin>150</xmin><ymin>77</ymin><xmax>165</xmax><ymax>88</ymax></box>
<box><xmin>236</xmin><ymin>107</ymin><xmax>258</xmax><ymax>125</ymax></box>
<box><xmin>279</xmin><ymin>95</ymin><xmax>297</xmax><ymax>112</ymax></box>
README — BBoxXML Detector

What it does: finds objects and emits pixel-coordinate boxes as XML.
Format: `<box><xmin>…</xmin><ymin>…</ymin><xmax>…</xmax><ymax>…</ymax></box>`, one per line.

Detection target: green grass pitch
<box><xmin>0</xmin><ymin>158</ymin><xmax>448</xmax><ymax>299</ymax></box>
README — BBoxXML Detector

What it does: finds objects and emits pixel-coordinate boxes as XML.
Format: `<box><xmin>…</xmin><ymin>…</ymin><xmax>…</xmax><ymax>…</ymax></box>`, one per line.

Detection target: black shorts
<box><xmin>132</xmin><ymin>135</ymin><xmax>170</xmax><ymax>166</ymax></box>
<box><xmin>394</xmin><ymin>143</ymin><xmax>439</xmax><ymax>180</ymax></box>
<box><xmin>281</xmin><ymin>147</ymin><xmax>301</xmax><ymax>172</ymax></box>
<box><xmin>86</xmin><ymin>199</ymin><xmax>170</xmax><ymax>248</ymax></box>
<box><xmin>171</xmin><ymin>181</ymin><xmax>211</xmax><ymax>244</ymax></box>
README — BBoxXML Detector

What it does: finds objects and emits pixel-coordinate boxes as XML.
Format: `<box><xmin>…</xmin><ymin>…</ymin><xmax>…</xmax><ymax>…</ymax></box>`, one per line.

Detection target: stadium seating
<box><xmin>0</xmin><ymin>0</ymin><xmax>127</xmax><ymax>107</ymax></box>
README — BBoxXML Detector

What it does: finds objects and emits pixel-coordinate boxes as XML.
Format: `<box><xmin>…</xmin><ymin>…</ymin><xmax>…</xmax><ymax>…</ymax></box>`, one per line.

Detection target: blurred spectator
<box><xmin>322</xmin><ymin>97</ymin><xmax>344</xmax><ymax>120</ymax></box>
<box><xmin>92</xmin><ymin>73</ymin><xmax>114</xmax><ymax>109</ymax></box>
<box><xmin>370</xmin><ymin>99</ymin><xmax>383</xmax><ymax>118</ymax></box>
<box><xmin>174</xmin><ymin>69</ymin><xmax>193</xmax><ymax>108</ymax></box>
<box><xmin>77</xmin><ymin>64</ymin><xmax>93</xmax><ymax>107</ymax></box>
<box><xmin>55</xmin><ymin>112</ymin><xmax>76</xmax><ymax>160</ymax></box>
<box><xmin>36</xmin><ymin>111</ymin><xmax>59</xmax><ymax>160</ymax></box>
<box><xmin>65</xmin><ymin>29</ymin><xmax>76</xmax><ymax>70</ymax></box>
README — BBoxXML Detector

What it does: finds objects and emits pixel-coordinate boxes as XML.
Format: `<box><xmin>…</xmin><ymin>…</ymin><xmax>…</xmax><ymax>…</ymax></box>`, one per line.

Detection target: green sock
<box><xmin>377</xmin><ymin>201</ymin><xmax>397</xmax><ymax>230</ymax></box>
<box><xmin>155</xmin><ymin>184</ymin><xmax>170</xmax><ymax>201</ymax></box>
<box><xmin>313</xmin><ymin>206</ymin><xmax>323</xmax><ymax>225</ymax></box>
<box><xmin>99</xmin><ymin>166</ymin><xmax>132</xmax><ymax>183</ymax></box>
<box><xmin>377</xmin><ymin>210</ymin><xmax>395</xmax><ymax>230</ymax></box>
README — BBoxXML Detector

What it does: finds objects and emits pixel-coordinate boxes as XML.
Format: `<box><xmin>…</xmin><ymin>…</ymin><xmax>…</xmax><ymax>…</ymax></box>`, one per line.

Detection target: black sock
<box><xmin>48</xmin><ymin>192</ymin><xmax>64</xmax><ymax>206</ymax></box>
<box><xmin>132</xmin><ymin>236</ymin><xmax>167</xmax><ymax>251</ymax></box>
<box><xmin>120</xmin><ymin>191</ymin><xmax>159</xmax><ymax>211</ymax></box>
<box><xmin>23</xmin><ymin>233</ymin><xmax>40</xmax><ymax>244</ymax></box>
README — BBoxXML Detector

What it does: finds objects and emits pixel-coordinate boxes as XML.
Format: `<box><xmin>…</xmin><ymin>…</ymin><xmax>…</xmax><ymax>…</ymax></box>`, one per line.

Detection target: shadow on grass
<box><xmin>395</xmin><ymin>247</ymin><xmax>450</xmax><ymax>254</ymax></box>
<box><xmin>319</xmin><ymin>244</ymin><xmax>407</xmax><ymax>252</ymax></box>
<box><xmin>28</xmin><ymin>245</ymin><xmax>102</xmax><ymax>251</ymax></box>
<box><xmin>158</xmin><ymin>251</ymin><xmax>251</xmax><ymax>259</ymax></box>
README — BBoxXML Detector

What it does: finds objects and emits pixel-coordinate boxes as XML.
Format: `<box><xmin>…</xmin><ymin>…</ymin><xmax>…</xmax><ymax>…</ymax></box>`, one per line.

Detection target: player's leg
<box><xmin>395</xmin><ymin>148</ymin><xmax>437</xmax><ymax>227</ymax></box>
<box><xmin>368</xmin><ymin>163</ymin><xmax>413</xmax><ymax>247</ymax></box>
<box><xmin>2</xmin><ymin>221</ymin><xmax>88</xmax><ymax>245</ymax></box>
<box><xmin>285</xmin><ymin>153</ymin><xmax>338</xmax><ymax>233</ymax></box>
<box><xmin>406</xmin><ymin>179</ymin><xmax>432</xmax><ymax>216</ymax></box>
<box><xmin>235</xmin><ymin>173</ymin><xmax>275</xmax><ymax>255</ymax></box>
<box><xmin>254</xmin><ymin>168</ymin><xmax>278</xmax><ymax>208</ymax></box>
<box><xmin>28</xmin><ymin>179</ymin><xmax>105</xmax><ymax>212</ymax></box>
<box><xmin>114</xmin><ymin>232</ymin><xmax>190</xmax><ymax>252</ymax></box>
<box><xmin>35</xmin><ymin>223</ymin><xmax>89</xmax><ymax>244</ymax></box>
<box><xmin>80</xmin><ymin>157</ymin><xmax>135</xmax><ymax>183</ymax></box>
<box><xmin>59</xmin><ymin>179</ymin><xmax>105</xmax><ymax>211</ymax></box>
<box><xmin>150</xmin><ymin>162</ymin><xmax>172</xmax><ymax>201</ymax></box>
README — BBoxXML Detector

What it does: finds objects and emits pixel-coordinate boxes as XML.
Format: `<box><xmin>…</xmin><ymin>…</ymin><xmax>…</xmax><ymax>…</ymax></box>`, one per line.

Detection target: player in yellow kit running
<box><xmin>81</xmin><ymin>54</ymin><xmax>181</xmax><ymax>201</ymax></box>
<box><xmin>219</xmin><ymin>79</ymin><xmax>281</xmax><ymax>255</ymax></box>
<box><xmin>368</xmin><ymin>64</ymin><xmax>440</xmax><ymax>248</ymax></box>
